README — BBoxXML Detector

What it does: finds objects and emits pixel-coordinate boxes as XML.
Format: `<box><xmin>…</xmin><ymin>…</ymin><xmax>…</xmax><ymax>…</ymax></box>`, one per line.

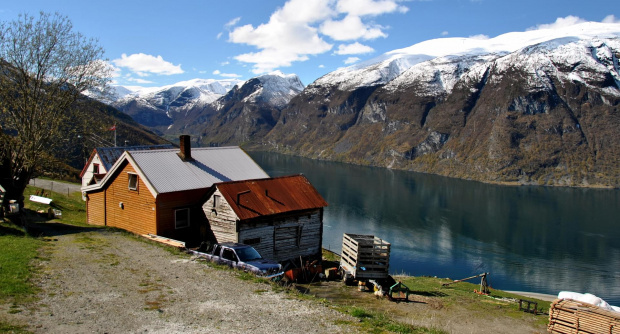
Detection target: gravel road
<box><xmin>2</xmin><ymin>224</ymin><xmax>356</xmax><ymax>334</ymax></box>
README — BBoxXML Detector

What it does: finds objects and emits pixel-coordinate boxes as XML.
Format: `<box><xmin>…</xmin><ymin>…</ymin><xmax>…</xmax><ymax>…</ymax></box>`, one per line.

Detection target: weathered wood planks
<box><xmin>548</xmin><ymin>298</ymin><xmax>620</xmax><ymax>334</ymax></box>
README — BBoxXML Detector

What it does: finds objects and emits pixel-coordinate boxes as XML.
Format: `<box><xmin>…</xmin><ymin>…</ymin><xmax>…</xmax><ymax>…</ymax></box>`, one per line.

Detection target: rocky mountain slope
<box><xmin>258</xmin><ymin>22</ymin><xmax>620</xmax><ymax>187</ymax></box>
<box><xmin>107</xmin><ymin>78</ymin><xmax>241</xmax><ymax>133</ymax></box>
<box><xmin>100</xmin><ymin>22</ymin><xmax>620</xmax><ymax>187</ymax></box>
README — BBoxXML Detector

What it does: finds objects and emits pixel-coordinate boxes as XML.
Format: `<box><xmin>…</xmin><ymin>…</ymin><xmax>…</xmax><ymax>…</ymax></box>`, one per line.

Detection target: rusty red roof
<box><xmin>215</xmin><ymin>174</ymin><xmax>328</xmax><ymax>221</ymax></box>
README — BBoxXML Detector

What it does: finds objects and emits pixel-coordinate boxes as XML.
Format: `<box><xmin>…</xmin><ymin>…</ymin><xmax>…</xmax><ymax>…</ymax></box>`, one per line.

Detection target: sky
<box><xmin>1</xmin><ymin>0</ymin><xmax>618</xmax><ymax>88</ymax></box>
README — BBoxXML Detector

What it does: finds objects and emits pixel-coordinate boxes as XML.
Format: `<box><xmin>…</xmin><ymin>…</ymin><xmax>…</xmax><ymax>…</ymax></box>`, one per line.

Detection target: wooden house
<box><xmin>81</xmin><ymin>135</ymin><xmax>268</xmax><ymax>245</ymax></box>
<box><xmin>80</xmin><ymin>144</ymin><xmax>174</xmax><ymax>188</ymax></box>
<box><xmin>202</xmin><ymin>174</ymin><xmax>328</xmax><ymax>263</ymax></box>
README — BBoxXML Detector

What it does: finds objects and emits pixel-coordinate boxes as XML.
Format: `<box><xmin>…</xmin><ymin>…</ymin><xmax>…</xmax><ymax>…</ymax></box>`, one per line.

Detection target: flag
<box><xmin>109</xmin><ymin>125</ymin><xmax>116</xmax><ymax>131</ymax></box>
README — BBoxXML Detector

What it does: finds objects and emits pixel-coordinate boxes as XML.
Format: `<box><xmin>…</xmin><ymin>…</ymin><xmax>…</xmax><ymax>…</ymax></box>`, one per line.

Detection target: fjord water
<box><xmin>249</xmin><ymin>151</ymin><xmax>620</xmax><ymax>304</ymax></box>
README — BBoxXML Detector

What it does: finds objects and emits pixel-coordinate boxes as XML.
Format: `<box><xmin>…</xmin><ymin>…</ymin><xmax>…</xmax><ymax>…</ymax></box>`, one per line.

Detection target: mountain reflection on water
<box><xmin>249</xmin><ymin>151</ymin><xmax>620</xmax><ymax>305</ymax></box>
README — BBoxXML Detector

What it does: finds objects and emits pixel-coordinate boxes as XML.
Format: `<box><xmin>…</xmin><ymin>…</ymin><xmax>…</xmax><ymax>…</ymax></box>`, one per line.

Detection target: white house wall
<box><xmin>82</xmin><ymin>154</ymin><xmax>106</xmax><ymax>188</ymax></box>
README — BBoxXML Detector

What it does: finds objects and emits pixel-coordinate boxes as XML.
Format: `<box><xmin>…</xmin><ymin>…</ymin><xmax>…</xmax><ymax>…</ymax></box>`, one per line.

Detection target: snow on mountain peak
<box><xmin>314</xmin><ymin>21</ymin><xmax>620</xmax><ymax>91</ymax></box>
<box><xmin>240</xmin><ymin>72</ymin><xmax>305</xmax><ymax>107</ymax></box>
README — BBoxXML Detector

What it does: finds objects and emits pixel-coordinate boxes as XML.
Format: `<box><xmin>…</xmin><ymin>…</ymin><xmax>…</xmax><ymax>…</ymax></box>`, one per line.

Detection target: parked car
<box><xmin>190</xmin><ymin>242</ymin><xmax>283</xmax><ymax>278</ymax></box>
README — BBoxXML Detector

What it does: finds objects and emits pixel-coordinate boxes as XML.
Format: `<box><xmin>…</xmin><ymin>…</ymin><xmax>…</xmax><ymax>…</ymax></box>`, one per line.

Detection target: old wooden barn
<box><xmin>202</xmin><ymin>174</ymin><xmax>328</xmax><ymax>263</ymax></box>
<box><xmin>81</xmin><ymin>135</ymin><xmax>268</xmax><ymax>245</ymax></box>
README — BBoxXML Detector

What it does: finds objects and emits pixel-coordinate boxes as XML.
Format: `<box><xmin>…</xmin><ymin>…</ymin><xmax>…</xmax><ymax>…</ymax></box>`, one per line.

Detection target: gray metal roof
<box><xmin>127</xmin><ymin>147</ymin><xmax>268</xmax><ymax>194</ymax></box>
<box><xmin>97</xmin><ymin>144</ymin><xmax>174</xmax><ymax>171</ymax></box>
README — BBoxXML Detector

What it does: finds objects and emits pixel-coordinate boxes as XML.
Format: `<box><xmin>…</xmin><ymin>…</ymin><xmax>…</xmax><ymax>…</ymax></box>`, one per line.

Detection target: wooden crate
<box><xmin>548</xmin><ymin>298</ymin><xmax>620</xmax><ymax>334</ymax></box>
<box><xmin>340</xmin><ymin>233</ymin><xmax>390</xmax><ymax>280</ymax></box>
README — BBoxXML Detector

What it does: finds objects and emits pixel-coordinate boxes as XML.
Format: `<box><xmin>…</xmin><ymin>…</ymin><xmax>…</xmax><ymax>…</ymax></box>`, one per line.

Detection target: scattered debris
<box><xmin>29</xmin><ymin>194</ymin><xmax>53</xmax><ymax>204</ymax></box>
<box><xmin>442</xmin><ymin>272</ymin><xmax>490</xmax><ymax>295</ymax></box>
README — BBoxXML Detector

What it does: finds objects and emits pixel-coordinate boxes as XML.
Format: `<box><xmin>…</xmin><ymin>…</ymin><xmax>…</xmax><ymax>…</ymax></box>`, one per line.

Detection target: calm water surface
<box><xmin>249</xmin><ymin>151</ymin><xmax>620</xmax><ymax>304</ymax></box>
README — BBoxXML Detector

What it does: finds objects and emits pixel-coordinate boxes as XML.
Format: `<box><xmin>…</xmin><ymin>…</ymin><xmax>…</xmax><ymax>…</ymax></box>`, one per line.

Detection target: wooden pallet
<box><xmin>340</xmin><ymin>233</ymin><xmax>390</xmax><ymax>280</ymax></box>
<box><xmin>548</xmin><ymin>298</ymin><xmax>620</xmax><ymax>334</ymax></box>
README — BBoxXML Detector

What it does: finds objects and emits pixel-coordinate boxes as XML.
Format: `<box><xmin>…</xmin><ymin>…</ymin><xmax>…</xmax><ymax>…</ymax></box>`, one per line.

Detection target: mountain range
<box><xmin>99</xmin><ymin>22</ymin><xmax>620</xmax><ymax>187</ymax></box>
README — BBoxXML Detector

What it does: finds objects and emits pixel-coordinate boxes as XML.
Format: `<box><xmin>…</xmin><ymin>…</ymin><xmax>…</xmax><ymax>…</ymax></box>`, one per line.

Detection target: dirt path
<box><xmin>2</xmin><ymin>224</ymin><xmax>356</xmax><ymax>334</ymax></box>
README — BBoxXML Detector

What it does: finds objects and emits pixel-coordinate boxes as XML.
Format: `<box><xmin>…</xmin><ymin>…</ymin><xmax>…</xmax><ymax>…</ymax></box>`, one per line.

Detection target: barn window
<box><xmin>93</xmin><ymin>163</ymin><xmax>100</xmax><ymax>174</ymax></box>
<box><xmin>128</xmin><ymin>173</ymin><xmax>138</xmax><ymax>190</ymax></box>
<box><xmin>243</xmin><ymin>237</ymin><xmax>261</xmax><ymax>246</ymax></box>
<box><xmin>175</xmin><ymin>208</ymin><xmax>190</xmax><ymax>229</ymax></box>
<box><xmin>213</xmin><ymin>195</ymin><xmax>220</xmax><ymax>208</ymax></box>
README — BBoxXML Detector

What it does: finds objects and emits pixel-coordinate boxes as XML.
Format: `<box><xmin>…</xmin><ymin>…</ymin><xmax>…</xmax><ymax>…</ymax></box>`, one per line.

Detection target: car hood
<box><xmin>246</xmin><ymin>259</ymin><xmax>281</xmax><ymax>271</ymax></box>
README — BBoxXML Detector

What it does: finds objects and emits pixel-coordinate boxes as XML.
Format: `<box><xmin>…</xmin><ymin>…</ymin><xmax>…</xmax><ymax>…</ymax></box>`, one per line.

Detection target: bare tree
<box><xmin>0</xmin><ymin>12</ymin><xmax>110</xmax><ymax>210</ymax></box>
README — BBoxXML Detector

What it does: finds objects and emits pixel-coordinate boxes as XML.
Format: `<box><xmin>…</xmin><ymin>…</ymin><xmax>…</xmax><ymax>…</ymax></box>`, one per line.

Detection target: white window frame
<box><xmin>128</xmin><ymin>173</ymin><xmax>138</xmax><ymax>191</ymax></box>
<box><xmin>175</xmin><ymin>208</ymin><xmax>190</xmax><ymax>229</ymax></box>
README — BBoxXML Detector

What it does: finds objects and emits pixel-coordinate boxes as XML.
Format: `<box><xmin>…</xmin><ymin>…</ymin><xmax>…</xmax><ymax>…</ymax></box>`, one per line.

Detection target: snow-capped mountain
<box><xmin>169</xmin><ymin>71</ymin><xmax>305</xmax><ymax>146</ymax></box>
<box><xmin>102</xmin><ymin>73</ymin><xmax>304</xmax><ymax>133</ymax></box>
<box><xmin>261</xmin><ymin>21</ymin><xmax>620</xmax><ymax>187</ymax></box>
<box><xmin>95</xmin><ymin>21</ymin><xmax>620</xmax><ymax>187</ymax></box>
<box><xmin>106</xmin><ymin>78</ymin><xmax>241</xmax><ymax>129</ymax></box>
<box><xmin>312</xmin><ymin>21</ymin><xmax>620</xmax><ymax>92</ymax></box>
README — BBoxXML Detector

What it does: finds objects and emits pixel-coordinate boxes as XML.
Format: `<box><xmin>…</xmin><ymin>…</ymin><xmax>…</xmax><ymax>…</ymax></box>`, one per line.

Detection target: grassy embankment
<box><xmin>0</xmin><ymin>185</ymin><xmax>88</xmax><ymax>333</ymax></box>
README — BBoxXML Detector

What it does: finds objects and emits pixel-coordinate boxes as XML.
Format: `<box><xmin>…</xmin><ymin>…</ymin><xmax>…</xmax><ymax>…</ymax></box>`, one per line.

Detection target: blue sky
<box><xmin>1</xmin><ymin>0</ymin><xmax>618</xmax><ymax>87</ymax></box>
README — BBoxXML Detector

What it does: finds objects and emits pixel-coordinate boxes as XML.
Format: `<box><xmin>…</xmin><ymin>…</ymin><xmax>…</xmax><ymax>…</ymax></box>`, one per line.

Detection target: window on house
<box><xmin>175</xmin><ymin>208</ymin><xmax>190</xmax><ymax>229</ymax></box>
<box><xmin>93</xmin><ymin>163</ymin><xmax>100</xmax><ymax>174</ymax></box>
<box><xmin>213</xmin><ymin>195</ymin><xmax>220</xmax><ymax>208</ymax></box>
<box><xmin>128</xmin><ymin>173</ymin><xmax>138</xmax><ymax>190</ymax></box>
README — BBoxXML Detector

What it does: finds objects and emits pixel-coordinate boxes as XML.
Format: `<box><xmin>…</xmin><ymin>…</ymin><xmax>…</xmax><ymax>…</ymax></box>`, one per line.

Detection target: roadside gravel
<box><xmin>2</xmin><ymin>224</ymin><xmax>357</xmax><ymax>334</ymax></box>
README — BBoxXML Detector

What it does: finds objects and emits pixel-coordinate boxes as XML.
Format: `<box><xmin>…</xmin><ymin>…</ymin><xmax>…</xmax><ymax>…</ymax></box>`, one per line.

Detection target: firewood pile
<box><xmin>548</xmin><ymin>298</ymin><xmax>620</xmax><ymax>334</ymax></box>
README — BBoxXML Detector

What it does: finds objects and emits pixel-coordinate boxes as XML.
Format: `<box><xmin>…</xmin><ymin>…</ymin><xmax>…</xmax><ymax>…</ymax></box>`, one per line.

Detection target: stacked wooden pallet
<box><xmin>548</xmin><ymin>298</ymin><xmax>620</xmax><ymax>334</ymax></box>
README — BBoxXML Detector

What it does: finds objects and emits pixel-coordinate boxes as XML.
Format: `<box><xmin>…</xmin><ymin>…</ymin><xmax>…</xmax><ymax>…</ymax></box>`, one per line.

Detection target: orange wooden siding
<box><xmin>86</xmin><ymin>190</ymin><xmax>106</xmax><ymax>226</ymax></box>
<box><xmin>104</xmin><ymin>162</ymin><xmax>157</xmax><ymax>235</ymax></box>
<box><xmin>156</xmin><ymin>189</ymin><xmax>209</xmax><ymax>242</ymax></box>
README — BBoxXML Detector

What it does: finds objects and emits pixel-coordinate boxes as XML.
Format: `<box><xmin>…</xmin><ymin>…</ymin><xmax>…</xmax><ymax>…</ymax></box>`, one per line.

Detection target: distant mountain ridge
<box><xmin>96</xmin><ymin>22</ymin><xmax>620</xmax><ymax>187</ymax></box>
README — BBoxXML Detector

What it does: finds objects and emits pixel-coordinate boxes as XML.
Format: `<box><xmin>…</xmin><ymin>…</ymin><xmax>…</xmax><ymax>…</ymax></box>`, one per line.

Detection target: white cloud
<box><xmin>344</xmin><ymin>56</ymin><xmax>360</xmax><ymax>64</ymax></box>
<box><xmin>225</xmin><ymin>17</ymin><xmax>241</xmax><ymax>28</ymax></box>
<box><xmin>602</xmin><ymin>15</ymin><xmax>619</xmax><ymax>23</ymax></box>
<box><xmin>228</xmin><ymin>0</ymin><xmax>333</xmax><ymax>73</ymax></box>
<box><xmin>127</xmin><ymin>77</ymin><xmax>154</xmax><ymax>84</ymax></box>
<box><xmin>527</xmin><ymin>15</ymin><xmax>586</xmax><ymax>31</ymax></box>
<box><xmin>320</xmin><ymin>15</ymin><xmax>387</xmax><ymax>40</ymax></box>
<box><xmin>112</xmin><ymin>53</ymin><xmax>183</xmax><ymax>76</ymax></box>
<box><xmin>468</xmin><ymin>34</ymin><xmax>489</xmax><ymax>40</ymax></box>
<box><xmin>336</xmin><ymin>0</ymin><xmax>408</xmax><ymax>16</ymax></box>
<box><xmin>218</xmin><ymin>17</ymin><xmax>242</xmax><ymax>40</ymax></box>
<box><xmin>318</xmin><ymin>64</ymin><xmax>325</xmax><ymax>68</ymax></box>
<box><xmin>227</xmin><ymin>0</ymin><xmax>408</xmax><ymax>74</ymax></box>
<box><xmin>213</xmin><ymin>70</ymin><xmax>241</xmax><ymax>78</ymax></box>
<box><xmin>335</xmin><ymin>42</ymin><xmax>374</xmax><ymax>55</ymax></box>
<box><xmin>441</xmin><ymin>31</ymin><xmax>449</xmax><ymax>36</ymax></box>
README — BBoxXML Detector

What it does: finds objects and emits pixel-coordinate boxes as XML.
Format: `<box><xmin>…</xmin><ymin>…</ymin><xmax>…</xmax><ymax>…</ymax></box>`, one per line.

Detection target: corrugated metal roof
<box><xmin>216</xmin><ymin>174</ymin><xmax>328</xmax><ymax>221</ymax></box>
<box><xmin>96</xmin><ymin>144</ymin><xmax>174</xmax><ymax>171</ymax></box>
<box><xmin>128</xmin><ymin>147</ymin><xmax>268</xmax><ymax>194</ymax></box>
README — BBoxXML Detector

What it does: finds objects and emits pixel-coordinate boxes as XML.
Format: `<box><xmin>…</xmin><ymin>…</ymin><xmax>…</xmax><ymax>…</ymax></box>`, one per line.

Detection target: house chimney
<box><xmin>178</xmin><ymin>135</ymin><xmax>192</xmax><ymax>161</ymax></box>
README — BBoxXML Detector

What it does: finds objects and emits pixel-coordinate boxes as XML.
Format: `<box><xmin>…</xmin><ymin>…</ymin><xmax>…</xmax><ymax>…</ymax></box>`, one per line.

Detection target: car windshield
<box><xmin>236</xmin><ymin>247</ymin><xmax>263</xmax><ymax>262</ymax></box>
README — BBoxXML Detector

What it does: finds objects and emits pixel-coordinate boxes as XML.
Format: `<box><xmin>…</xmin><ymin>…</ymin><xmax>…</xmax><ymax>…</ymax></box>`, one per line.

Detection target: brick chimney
<box><xmin>178</xmin><ymin>135</ymin><xmax>192</xmax><ymax>161</ymax></box>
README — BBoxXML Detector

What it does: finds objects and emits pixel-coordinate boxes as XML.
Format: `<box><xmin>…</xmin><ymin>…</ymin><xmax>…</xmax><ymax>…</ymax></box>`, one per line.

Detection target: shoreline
<box><xmin>506</xmin><ymin>291</ymin><xmax>557</xmax><ymax>302</ymax></box>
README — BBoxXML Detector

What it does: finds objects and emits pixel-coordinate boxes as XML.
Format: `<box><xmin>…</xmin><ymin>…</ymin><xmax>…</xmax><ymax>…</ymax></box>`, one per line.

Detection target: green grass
<box><xmin>341</xmin><ymin>305</ymin><xmax>447</xmax><ymax>334</ymax></box>
<box><xmin>0</xmin><ymin>222</ymin><xmax>43</xmax><ymax>304</ymax></box>
<box><xmin>397</xmin><ymin>276</ymin><xmax>551</xmax><ymax>325</ymax></box>
<box><xmin>23</xmin><ymin>186</ymin><xmax>87</xmax><ymax>227</ymax></box>
<box><xmin>0</xmin><ymin>184</ymin><xmax>85</xmax><ymax>332</ymax></box>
